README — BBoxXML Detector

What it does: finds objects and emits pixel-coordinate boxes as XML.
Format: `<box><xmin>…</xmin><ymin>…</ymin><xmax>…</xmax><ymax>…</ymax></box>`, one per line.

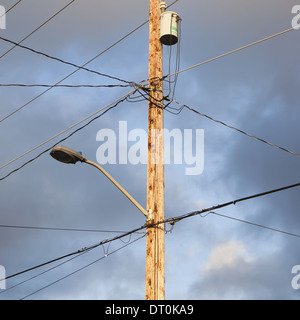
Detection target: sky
<box><xmin>0</xmin><ymin>0</ymin><xmax>300</xmax><ymax>300</ymax></box>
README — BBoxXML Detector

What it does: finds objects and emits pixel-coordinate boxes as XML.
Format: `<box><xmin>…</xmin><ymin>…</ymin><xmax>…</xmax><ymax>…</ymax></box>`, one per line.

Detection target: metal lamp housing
<box><xmin>50</xmin><ymin>145</ymin><xmax>86</xmax><ymax>164</ymax></box>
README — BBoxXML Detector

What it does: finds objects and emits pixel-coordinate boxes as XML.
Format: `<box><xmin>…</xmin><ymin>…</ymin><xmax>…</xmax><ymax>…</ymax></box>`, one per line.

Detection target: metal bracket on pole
<box><xmin>85</xmin><ymin>160</ymin><xmax>148</xmax><ymax>218</ymax></box>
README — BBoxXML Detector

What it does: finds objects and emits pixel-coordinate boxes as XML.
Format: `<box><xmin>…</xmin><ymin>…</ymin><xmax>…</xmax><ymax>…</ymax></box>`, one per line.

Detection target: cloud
<box><xmin>203</xmin><ymin>241</ymin><xmax>252</xmax><ymax>272</ymax></box>
<box><xmin>190</xmin><ymin>240</ymin><xmax>299</xmax><ymax>299</ymax></box>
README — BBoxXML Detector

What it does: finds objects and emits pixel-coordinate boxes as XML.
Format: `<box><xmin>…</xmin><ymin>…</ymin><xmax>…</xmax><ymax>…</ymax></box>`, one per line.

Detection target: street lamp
<box><xmin>50</xmin><ymin>145</ymin><xmax>148</xmax><ymax>218</ymax></box>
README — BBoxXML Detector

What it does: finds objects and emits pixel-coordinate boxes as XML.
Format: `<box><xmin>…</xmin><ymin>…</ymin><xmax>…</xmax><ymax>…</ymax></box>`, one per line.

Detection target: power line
<box><xmin>80</xmin><ymin>0</ymin><xmax>179</xmax><ymax>62</ymax></box>
<box><xmin>0</xmin><ymin>50</ymin><xmax>134</xmax><ymax>125</ymax></box>
<box><xmin>113</xmin><ymin>88</ymin><xmax>300</xmax><ymax>160</ymax></box>
<box><xmin>0</xmin><ymin>2</ymin><xmax>179</xmax><ymax>84</ymax></box>
<box><xmin>173</xmin><ymin>99</ymin><xmax>300</xmax><ymax>159</ymax></box>
<box><xmin>0</xmin><ymin>0</ymin><xmax>76</xmax><ymax>59</ymax></box>
<box><xmin>140</xmin><ymin>29</ymin><xmax>298</xmax><ymax>115</ymax></box>
<box><xmin>3</xmin><ymin>179</ymin><xmax>300</xmax><ymax>283</ymax></box>
<box><xmin>19</xmin><ymin>234</ymin><xmax>146</xmax><ymax>300</ymax></box>
<box><xmin>164</xmin><ymin>181</ymin><xmax>300</xmax><ymax>228</ymax></box>
<box><xmin>20</xmin><ymin>208</ymin><xmax>298</xmax><ymax>299</ymax></box>
<box><xmin>0</xmin><ymin>0</ymin><xmax>180</xmax><ymax>124</ymax></box>
<box><xmin>208</xmin><ymin>211</ymin><xmax>300</xmax><ymax>239</ymax></box>
<box><xmin>2</xmin><ymin>184</ymin><xmax>298</xmax><ymax>298</ymax></box>
<box><xmin>1</xmin><ymin>0</ymin><xmax>22</xmax><ymax>16</ymax></box>
<box><xmin>1</xmin><ymin>234</ymin><xmax>144</xmax><ymax>297</ymax></box>
<box><xmin>0</xmin><ymin>26</ymin><xmax>140</xmax><ymax>123</ymax></box>
<box><xmin>2</xmin><ymin>185</ymin><xmax>299</xmax><ymax>297</ymax></box>
<box><xmin>0</xmin><ymin>83</ymin><xmax>131</xmax><ymax>88</ymax></box>
<box><xmin>0</xmin><ymin>245</ymin><xmax>91</xmax><ymax>295</ymax></box>
<box><xmin>0</xmin><ymin>89</ymin><xmax>135</xmax><ymax>181</ymax></box>
<box><xmin>0</xmin><ymin>36</ymin><xmax>133</xmax><ymax>85</ymax></box>
<box><xmin>0</xmin><ymin>223</ymin><xmax>146</xmax><ymax>234</ymax></box>
<box><xmin>0</xmin><ymin>88</ymin><xmax>136</xmax><ymax>172</ymax></box>
<box><xmin>1</xmin><ymin>223</ymin><xmax>147</xmax><ymax>282</ymax></box>
<box><xmin>165</xmin><ymin>26</ymin><xmax>295</xmax><ymax>79</ymax></box>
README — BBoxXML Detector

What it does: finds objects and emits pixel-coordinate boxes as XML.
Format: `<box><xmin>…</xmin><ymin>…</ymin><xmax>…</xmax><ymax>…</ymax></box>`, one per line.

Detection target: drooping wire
<box><xmin>19</xmin><ymin>234</ymin><xmax>146</xmax><ymax>300</ymax></box>
<box><xmin>1</xmin><ymin>223</ymin><xmax>147</xmax><ymax>283</ymax></box>
<box><xmin>3</xmin><ymin>179</ymin><xmax>300</xmax><ymax>284</ymax></box>
<box><xmin>163</xmin><ymin>16</ymin><xmax>181</xmax><ymax>104</ymax></box>
<box><xmin>136</xmin><ymin>85</ymin><xmax>182</xmax><ymax>116</ymax></box>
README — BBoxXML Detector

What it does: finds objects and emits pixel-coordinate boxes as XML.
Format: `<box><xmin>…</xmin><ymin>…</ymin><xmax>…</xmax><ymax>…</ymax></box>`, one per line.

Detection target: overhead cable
<box><xmin>208</xmin><ymin>211</ymin><xmax>300</xmax><ymax>239</ymax></box>
<box><xmin>0</xmin><ymin>0</ymin><xmax>180</xmax><ymax>123</ymax></box>
<box><xmin>1</xmin><ymin>0</ymin><xmax>22</xmax><ymax>16</ymax></box>
<box><xmin>1</xmin><ymin>1</ymin><xmax>182</xmax><ymax>84</ymax></box>
<box><xmin>165</xmin><ymin>26</ymin><xmax>295</xmax><ymax>79</ymax></box>
<box><xmin>3</xmin><ymin>179</ymin><xmax>300</xmax><ymax>283</ymax></box>
<box><xmin>165</xmin><ymin>181</ymin><xmax>300</xmax><ymax>227</ymax></box>
<box><xmin>0</xmin><ymin>223</ymin><xmax>146</xmax><ymax>234</ymax></box>
<box><xmin>0</xmin><ymin>0</ymin><xmax>75</xmax><ymax>59</ymax></box>
<box><xmin>0</xmin><ymin>248</ymin><xmax>89</xmax><ymax>295</ymax></box>
<box><xmin>20</xmin><ymin>234</ymin><xmax>146</xmax><ymax>300</ymax></box>
<box><xmin>0</xmin><ymin>48</ymin><xmax>135</xmax><ymax>124</ymax></box>
<box><xmin>0</xmin><ymin>89</ymin><xmax>136</xmax><ymax>181</ymax></box>
<box><xmin>173</xmin><ymin>99</ymin><xmax>300</xmax><ymax>159</ymax></box>
<box><xmin>2</xmin><ymin>223</ymin><xmax>147</xmax><ymax>282</ymax></box>
<box><xmin>0</xmin><ymin>36</ymin><xmax>132</xmax><ymax>85</ymax></box>
<box><xmin>0</xmin><ymin>83</ymin><xmax>131</xmax><ymax>88</ymax></box>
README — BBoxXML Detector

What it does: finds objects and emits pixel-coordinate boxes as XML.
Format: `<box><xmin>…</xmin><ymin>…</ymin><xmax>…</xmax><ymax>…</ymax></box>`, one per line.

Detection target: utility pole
<box><xmin>145</xmin><ymin>0</ymin><xmax>165</xmax><ymax>300</ymax></box>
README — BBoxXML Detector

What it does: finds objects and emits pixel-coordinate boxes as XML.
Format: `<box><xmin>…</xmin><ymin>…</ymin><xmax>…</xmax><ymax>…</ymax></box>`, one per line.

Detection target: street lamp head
<box><xmin>50</xmin><ymin>145</ymin><xmax>86</xmax><ymax>164</ymax></box>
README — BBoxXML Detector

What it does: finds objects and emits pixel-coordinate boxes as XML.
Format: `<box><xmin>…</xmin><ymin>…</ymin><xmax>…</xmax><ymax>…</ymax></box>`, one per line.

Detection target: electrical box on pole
<box><xmin>159</xmin><ymin>1</ymin><xmax>180</xmax><ymax>46</ymax></box>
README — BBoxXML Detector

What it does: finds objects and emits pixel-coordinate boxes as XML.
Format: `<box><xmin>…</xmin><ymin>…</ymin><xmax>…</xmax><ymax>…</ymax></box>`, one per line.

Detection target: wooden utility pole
<box><xmin>145</xmin><ymin>0</ymin><xmax>165</xmax><ymax>300</ymax></box>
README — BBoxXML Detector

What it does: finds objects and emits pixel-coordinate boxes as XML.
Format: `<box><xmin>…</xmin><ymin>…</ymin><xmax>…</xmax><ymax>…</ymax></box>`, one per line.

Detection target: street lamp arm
<box><xmin>84</xmin><ymin>160</ymin><xmax>148</xmax><ymax>218</ymax></box>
